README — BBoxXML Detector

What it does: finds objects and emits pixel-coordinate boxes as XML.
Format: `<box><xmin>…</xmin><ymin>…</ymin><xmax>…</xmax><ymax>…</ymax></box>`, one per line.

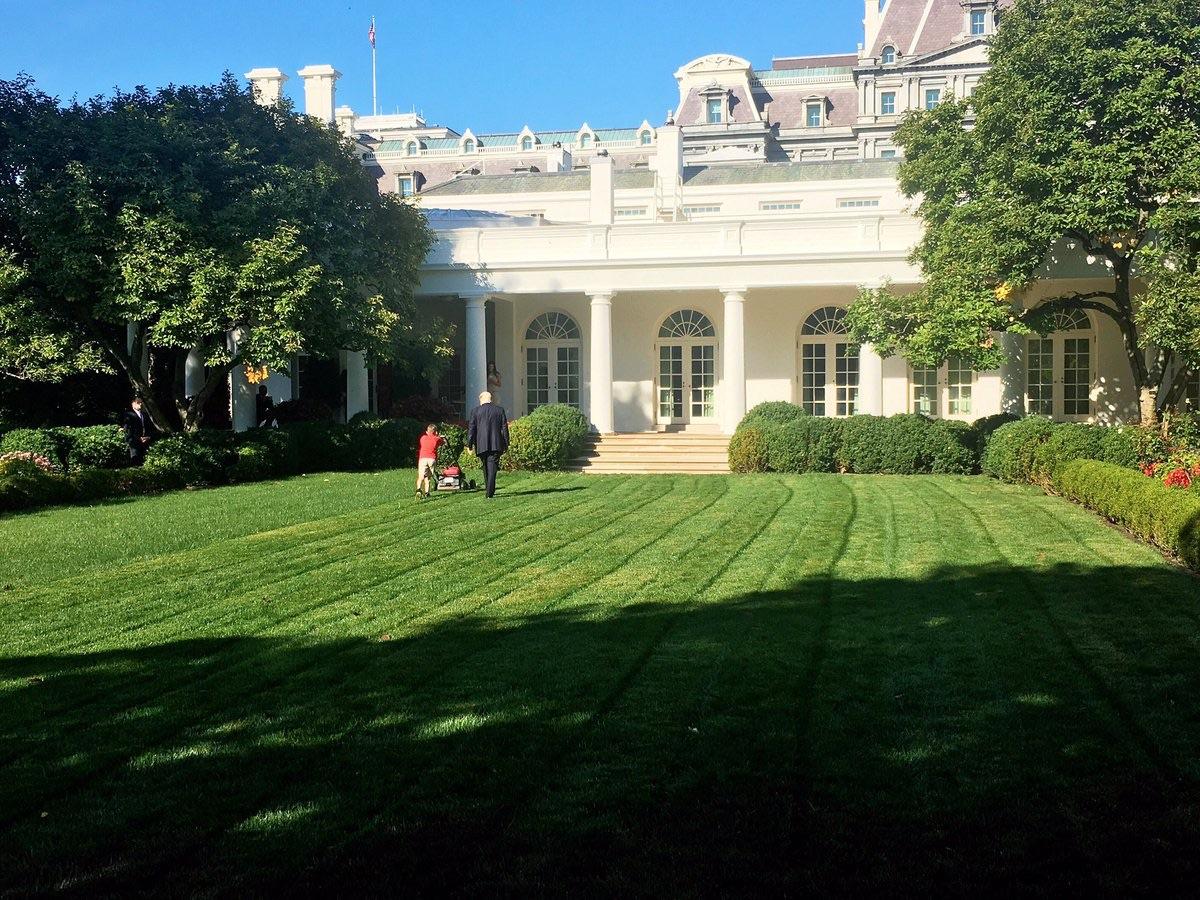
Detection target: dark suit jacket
<box><xmin>121</xmin><ymin>409</ymin><xmax>157</xmax><ymax>448</ymax></box>
<box><xmin>467</xmin><ymin>402</ymin><xmax>509</xmax><ymax>455</ymax></box>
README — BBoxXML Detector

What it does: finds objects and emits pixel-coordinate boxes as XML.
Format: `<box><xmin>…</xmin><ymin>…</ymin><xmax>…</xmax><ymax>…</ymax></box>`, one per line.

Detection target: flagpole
<box><xmin>371</xmin><ymin>16</ymin><xmax>378</xmax><ymax>117</ymax></box>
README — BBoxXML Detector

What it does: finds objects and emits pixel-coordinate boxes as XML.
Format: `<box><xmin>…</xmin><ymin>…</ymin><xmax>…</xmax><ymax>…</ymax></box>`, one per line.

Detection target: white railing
<box><xmin>371</xmin><ymin>138</ymin><xmax>648</xmax><ymax>161</ymax></box>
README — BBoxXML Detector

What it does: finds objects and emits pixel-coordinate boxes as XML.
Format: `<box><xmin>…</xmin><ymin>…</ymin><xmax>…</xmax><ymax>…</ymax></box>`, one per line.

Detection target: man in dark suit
<box><xmin>467</xmin><ymin>391</ymin><xmax>509</xmax><ymax>498</ymax></box>
<box><xmin>121</xmin><ymin>396</ymin><xmax>158</xmax><ymax>466</ymax></box>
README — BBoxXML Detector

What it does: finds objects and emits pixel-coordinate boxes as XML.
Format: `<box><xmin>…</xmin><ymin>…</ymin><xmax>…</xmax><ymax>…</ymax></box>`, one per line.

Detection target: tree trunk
<box><xmin>1139</xmin><ymin>385</ymin><xmax>1160</xmax><ymax>428</ymax></box>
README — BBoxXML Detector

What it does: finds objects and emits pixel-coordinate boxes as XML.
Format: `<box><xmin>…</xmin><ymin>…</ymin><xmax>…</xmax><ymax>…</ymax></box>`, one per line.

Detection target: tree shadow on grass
<box><xmin>1</xmin><ymin>562</ymin><xmax>1199</xmax><ymax>896</ymax></box>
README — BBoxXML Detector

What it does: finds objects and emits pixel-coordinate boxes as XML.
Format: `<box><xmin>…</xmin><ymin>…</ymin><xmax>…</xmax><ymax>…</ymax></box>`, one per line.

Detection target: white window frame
<box><xmin>880</xmin><ymin>91</ymin><xmax>897</xmax><ymax>115</ymax></box>
<box><xmin>805</xmin><ymin>100</ymin><xmax>824</xmax><ymax>128</ymax></box>
<box><xmin>1185</xmin><ymin>370</ymin><xmax>1200</xmax><ymax>411</ymax></box>
<box><xmin>397</xmin><ymin>175</ymin><xmax>415</xmax><ymax>197</ymax></box>
<box><xmin>970</xmin><ymin>9</ymin><xmax>987</xmax><ymax>35</ymax></box>
<box><xmin>705</xmin><ymin>97</ymin><xmax>724</xmax><ymax>124</ymax></box>
<box><xmin>881</xmin><ymin>45</ymin><xmax>897</xmax><ymax>64</ymax></box>
<box><xmin>520</xmin><ymin>135</ymin><xmax>534</xmax><ymax>151</ymax></box>
<box><xmin>1025</xmin><ymin>310</ymin><xmax>1095</xmax><ymax>420</ymax></box>
<box><xmin>879</xmin><ymin>149</ymin><xmax>898</xmax><ymax>159</ymax></box>
<box><xmin>924</xmin><ymin>88</ymin><xmax>942</xmax><ymax>110</ymax></box>
<box><xmin>639</xmin><ymin>130</ymin><xmax>652</xmax><ymax>146</ymax></box>
<box><xmin>615</xmin><ymin>206</ymin><xmax>648</xmax><ymax>218</ymax></box>
<box><xmin>836</xmin><ymin>197</ymin><xmax>881</xmax><ymax>209</ymax></box>
<box><xmin>910</xmin><ymin>359</ymin><xmax>976</xmax><ymax>420</ymax></box>
<box><xmin>462</xmin><ymin>138</ymin><xmax>475</xmax><ymax>153</ymax></box>
<box><xmin>682</xmin><ymin>204</ymin><xmax>722</xmax><ymax>219</ymax></box>
<box><xmin>760</xmin><ymin>200</ymin><xmax>804</xmax><ymax>212</ymax></box>
<box><xmin>405</xmin><ymin>140</ymin><xmax>418</xmax><ymax>157</ymax></box>
<box><xmin>578</xmin><ymin>131</ymin><xmax>593</xmax><ymax>149</ymax></box>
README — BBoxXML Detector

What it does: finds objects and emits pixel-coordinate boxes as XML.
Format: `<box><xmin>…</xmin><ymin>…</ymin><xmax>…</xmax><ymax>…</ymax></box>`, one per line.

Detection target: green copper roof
<box><xmin>682</xmin><ymin>159</ymin><xmax>900</xmax><ymax>185</ymax></box>
<box><xmin>421</xmin><ymin>169</ymin><xmax>656</xmax><ymax>196</ymax></box>
<box><xmin>753</xmin><ymin>66</ymin><xmax>854</xmax><ymax>81</ymax></box>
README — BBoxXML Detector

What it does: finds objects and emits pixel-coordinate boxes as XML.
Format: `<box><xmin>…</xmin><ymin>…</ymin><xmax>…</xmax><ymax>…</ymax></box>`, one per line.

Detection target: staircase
<box><xmin>566</xmin><ymin>431</ymin><xmax>731</xmax><ymax>475</ymax></box>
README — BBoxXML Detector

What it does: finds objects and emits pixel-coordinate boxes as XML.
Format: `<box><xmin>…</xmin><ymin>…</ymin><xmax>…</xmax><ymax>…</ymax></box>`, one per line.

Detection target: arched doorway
<box><xmin>657</xmin><ymin>309</ymin><xmax>718</xmax><ymax>426</ymax></box>
<box><xmin>1026</xmin><ymin>308</ymin><xmax>1094</xmax><ymax>420</ymax></box>
<box><xmin>524</xmin><ymin>311</ymin><xmax>581</xmax><ymax>413</ymax></box>
<box><xmin>797</xmin><ymin>306</ymin><xmax>858</xmax><ymax>417</ymax></box>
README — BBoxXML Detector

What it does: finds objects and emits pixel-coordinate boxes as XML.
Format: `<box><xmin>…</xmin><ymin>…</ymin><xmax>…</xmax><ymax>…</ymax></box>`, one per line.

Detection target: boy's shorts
<box><xmin>418</xmin><ymin>457</ymin><xmax>436</xmax><ymax>476</ymax></box>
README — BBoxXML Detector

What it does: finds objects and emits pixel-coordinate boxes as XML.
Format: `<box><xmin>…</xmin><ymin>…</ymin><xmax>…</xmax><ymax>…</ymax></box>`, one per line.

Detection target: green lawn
<box><xmin>2</xmin><ymin>471</ymin><xmax>1199</xmax><ymax>894</ymax></box>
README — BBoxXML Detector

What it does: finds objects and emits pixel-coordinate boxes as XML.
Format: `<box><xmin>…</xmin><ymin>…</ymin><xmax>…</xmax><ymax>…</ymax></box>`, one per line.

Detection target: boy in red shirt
<box><xmin>416</xmin><ymin>423</ymin><xmax>445</xmax><ymax>499</ymax></box>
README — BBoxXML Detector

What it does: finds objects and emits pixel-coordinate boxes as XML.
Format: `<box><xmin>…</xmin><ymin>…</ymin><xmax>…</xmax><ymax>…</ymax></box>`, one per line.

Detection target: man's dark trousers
<box><xmin>480</xmin><ymin>451</ymin><xmax>501</xmax><ymax>498</ymax></box>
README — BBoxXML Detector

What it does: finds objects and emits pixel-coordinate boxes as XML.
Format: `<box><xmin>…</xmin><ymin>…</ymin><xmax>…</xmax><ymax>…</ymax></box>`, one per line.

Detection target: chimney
<box><xmin>545</xmin><ymin>144</ymin><xmax>572</xmax><ymax>173</ymax></box>
<box><xmin>335</xmin><ymin>105</ymin><xmax>356</xmax><ymax>137</ymax></box>
<box><xmin>589</xmin><ymin>150</ymin><xmax>614</xmax><ymax>225</ymax></box>
<box><xmin>297</xmin><ymin>64</ymin><xmax>341</xmax><ymax>125</ymax></box>
<box><xmin>863</xmin><ymin>0</ymin><xmax>883</xmax><ymax>54</ymax></box>
<box><xmin>244</xmin><ymin>67</ymin><xmax>288</xmax><ymax>106</ymax></box>
<box><xmin>653</xmin><ymin>123</ymin><xmax>683</xmax><ymax>188</ymax></box>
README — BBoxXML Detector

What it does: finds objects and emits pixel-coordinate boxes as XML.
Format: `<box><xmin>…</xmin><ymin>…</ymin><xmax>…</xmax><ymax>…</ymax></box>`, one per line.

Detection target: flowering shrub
<box><xmin>1163</xmin><ymin>468</ymin><xmax>1193</xmax><ymax>489</ymax></box>
<box><xmin>1141</xmin><ymin>457</ymin><xmax>1200</xmax><ymax>489</ymax></box>
<box><xmin>0</xmin><ymin>451</ymin><xmax>56</xmax><ymax>473</ymax></box>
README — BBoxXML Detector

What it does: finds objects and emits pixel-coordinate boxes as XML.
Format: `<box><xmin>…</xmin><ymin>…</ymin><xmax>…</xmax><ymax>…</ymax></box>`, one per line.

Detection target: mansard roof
<box><xmin>417</xmin><ymin>159</ymin><xmax>900</xmax><ymax>197</ymax></box>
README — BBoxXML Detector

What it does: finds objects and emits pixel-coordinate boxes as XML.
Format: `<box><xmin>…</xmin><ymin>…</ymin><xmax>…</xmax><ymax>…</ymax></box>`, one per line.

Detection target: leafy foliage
<box><xmin>502</xmin><ymin>405</ymin><xmax>590</xmax><ymax>471</ymax></box>
<box><xmin>847</xmin><ymin>0</ymin><xmax>1200</xmax><ymax>421</ymax></box>
<box><xmin>0</xmin><ymin>74</ymin><xmax>440</xmax><ymax>431</ymax></box>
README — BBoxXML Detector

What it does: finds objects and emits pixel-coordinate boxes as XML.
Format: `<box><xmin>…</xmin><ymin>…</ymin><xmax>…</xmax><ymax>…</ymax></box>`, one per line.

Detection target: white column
<box><xmin>589</xmin><ymin>151</ymin><xmax>614</xmax><ymax>225</ymax></box>
<box><xmin>857</xmin><ymin>343</ymin><xmax>884</xmax><ymax>415</ymax></box>
<box><xmin>999</xmin><ymin>331</ymin><xmax>1026</xmax><ymax>415</ymax></box>
<box><xmin>589</xmin><ymin>292</ymin><xmax>615</xmax><ymax>434</ymax></box>
<box><xmin>722</xmin><ymin>289</ymin><xmax>747</xmax><ymax>434</ymax></box>
<box><xmin>184</xmin><ymin>347</ymin><xmax>205</xmax><ymax>398</ymax></box>
<box><xmin>464</xmin><ymin>294</ymin><xmax>489</xmax><ymax>413</ymax></box>
<box><xmin>228</xmin><ymin>327</ymin><xmax>256</xmax><ymax>432</ymax></box>
<box><xmin>344</xmin><ymin>350</ymin><xmax>369</xmax><ymax>420</ymax></box>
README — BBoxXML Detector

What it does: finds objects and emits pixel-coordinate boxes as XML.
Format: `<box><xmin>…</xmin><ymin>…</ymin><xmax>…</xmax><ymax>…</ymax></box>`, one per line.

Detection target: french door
<box><xmin>657</xmin><ymin>341</ymin><xmax>717</xmax><ymax>425</ymax></box>
<box><xmin>526</xmin><ymin>343</ymin><xmax>580</xmax><ymax>413</ymax></box>
<box><xmin>1026</xmin><ymin>334</ymin><xmax>1092</xmax><ymax>419</ymax></box>
<box><xmin>798</xmin><ymin>340</ymin><xmax>859</xmax><ymax>416</ymax></box>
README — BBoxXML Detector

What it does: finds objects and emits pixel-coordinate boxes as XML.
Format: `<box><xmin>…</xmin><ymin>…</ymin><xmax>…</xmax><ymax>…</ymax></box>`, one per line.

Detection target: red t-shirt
<box><xmin>418</xmin><ymin>433</ymin><xmax>444</xmax><ymax>459</ymax></box>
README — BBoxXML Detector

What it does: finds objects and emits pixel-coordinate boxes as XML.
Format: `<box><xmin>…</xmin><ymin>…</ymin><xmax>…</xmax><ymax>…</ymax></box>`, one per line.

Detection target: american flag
<box><xmin>368</xmin><ymin>18</ymin><xmax>376</xmax><ymax>49</ymax></box>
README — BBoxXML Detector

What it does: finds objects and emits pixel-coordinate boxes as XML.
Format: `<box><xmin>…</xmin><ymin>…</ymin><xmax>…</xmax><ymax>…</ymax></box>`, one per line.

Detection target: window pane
<box><xmin>659</xmin><ymin>345</ymin><xmax>684</xmax><ymax>418</ymax></box>
<box><xmin>806</xmin><ymin>103</ymin><xmax>821</xmax><ymax>127</ymax></box>
<box><xmin>925</xmin><ymin>89</ymin><xmax>941</xmax><ymax>110</ymax></box>
<box><xmin>802</xmin><ymin>343</ymin><xmax>827</xmax><ymax>416</ymax></box>
<box><xmin>971</xmin><ymin>10</ymin><xmax>986</xmax><ymax>34</ymax></box>
<box><xmin>691</xmin><ymin>344</ymin><xmax>716</xmax><ymax>418</ymax></box>
<box><xmin>947</xmin><ymin>357</ymin><xmax>972</xmax><ymax>416</ymax></box>
<box><xmin>880</xmin><ymin>92</ymin><xmax>896</xmax><ymax>115</ymax></box>
<box><xmin>835</xmin><ymin>343</ymin><xmax>859</xmax><ymax>416</ymax></box>
<box><xmin>1063</xmin><ymin>337</ymin><xmax>1091</xmax><ymax>416</ymax></box>
<box><xmin>1026</xmin><ymin>338</ymin><xmax>1054</xmax><ymax>416</ymax></box>
<box><xmin>556</xmin><ymin>346</ymin><xmax>580</xmax><ymax>408</ymax></box>
<box><xmin>526</xmin><ymin>347</ymin><xmax>549</xmax><ymax>412</ymax></box>
<box><xmin>706</xmin><ymin>98</ymin><xmax>722</xmax><ymax>124</ymax></box>
<box><xmin>911</xmin><ymin>367</ymin><xmax>939</xmax><ymax>416</ymax></box>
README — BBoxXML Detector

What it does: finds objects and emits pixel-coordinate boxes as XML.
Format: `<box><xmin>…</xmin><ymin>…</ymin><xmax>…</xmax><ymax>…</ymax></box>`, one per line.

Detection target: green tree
<box><xmin>847</xmin><ymin>0</ymin><xmax>1200</xmax><ymax>424</ymax></box>
<box><xmin>0</xmin><ymin>73</ymin><xmax>440</xmax><ymax>431</ymax></box>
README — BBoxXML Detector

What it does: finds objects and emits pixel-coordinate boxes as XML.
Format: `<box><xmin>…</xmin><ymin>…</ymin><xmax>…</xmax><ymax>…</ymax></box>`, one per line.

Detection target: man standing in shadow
<box><xmin>467</xmin><ymin>391</ymin><xmax>509</xmax><ymax>499</ymax></box>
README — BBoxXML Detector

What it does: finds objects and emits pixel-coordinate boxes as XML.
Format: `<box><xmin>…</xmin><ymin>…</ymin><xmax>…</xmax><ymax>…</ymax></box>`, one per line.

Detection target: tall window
<box><xmin>800</xmin><ymin>307</ymin><xmax>858</xmax><ymax>417</ymax></box>
<box><xmin>806</xmin><ymin>102</ymin><xmax>823</xmax><ymax>128</ymax></box>
<box><xmin>880</xmin><ymin>92</ymin><xmax>896</xmax><ymax>115</ymax></box>
<box><xmin>925</xmin><ymin>88</ymin><xmax>942</xmax><ymax>110</ymax></box>
<box><xmin>911</xmin><ymin>359</ymin><xmax>974</xmax><ymax>417</ymax></box>
<box><xmin>525</xmin><ymin>312</ymin><xmax>582</xmax><ymax>412</ymax></box>
<box><xmin>706</xmin><ymin>98</ymin><xmax>724</xmax><ymax>124</ymax></box>
<box><xmin>911</xmin><ymin>367</ymin><xmax>939</xmax><ymax>416</ymax></box>
<box><xmin>397</xmin><ymin>175</ymin><xmax>414</xmax><ymax>198</ymax></box>
<box><xmin>1026</xmin><ymin>308</ymin><xmax>1092</xmax><ymax>418</ymax></box>
<box><xmin>970</xmin><ymin>9</ymin><xmax>987</xmax><ymax>35</ymax></box>
<box><xmin>881</xmin><ymin>45</ymin><xmax>896</xmax><ymax>64</ymax></box>
<box><xmin>521</xmin><ymin>135</ymin><xmax>533</xmax><ymax>151</ymax></box>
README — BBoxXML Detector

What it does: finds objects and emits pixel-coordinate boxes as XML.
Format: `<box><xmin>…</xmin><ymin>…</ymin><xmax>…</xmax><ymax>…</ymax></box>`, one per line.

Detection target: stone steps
<box><xmin>566</xmin><ymin>432</ymin><xmax>732</xmax><ymax>475</ymax></box>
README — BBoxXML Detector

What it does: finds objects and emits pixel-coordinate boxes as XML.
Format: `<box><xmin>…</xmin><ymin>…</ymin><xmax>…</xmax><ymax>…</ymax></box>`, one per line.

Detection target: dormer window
<box><xmin>970</xmin><ymin>9</ymin><xmax>986</xmax><ymax>35</ymax></box>
<box><xmin>640</xmin><ymin>130</ymin><xmax>652</xmax><ymax>146</ymax></box>
<box><xmin>521</xmin><ymin>135</ymin><xmax>534</xmax><ymax>151</ymax></box>
<box><xmin>881</xmin><ymin>45</ymin><xmax>896</xmax><ymax>65</ymax></box>
<box><xmin>463</xmin><ymin>138</ymin><xmax>475</xmax><ymax>153</ymax></box>
<box><xmin>397</xmin><ymin>175</ymin><xmax>414</xmax><ymax>197</ymax></box>
<box><xmin>579</xmin><ymin>133</ymin><xmax>592</xmax><ymax>149</ymax></box>
<box><xmin>405</xmin><ymin>141</ymin><xmax>418</xmax><ymax>157</ymax></box>
<box><xmin>806</xmin><ymin>101</ymin><xmax>824</xmax><ymax>128</ymax></box>
<box><xmin>706</xmin><ymin>97</ymin><xmax>723</xmax><ymax>124</ymax></box>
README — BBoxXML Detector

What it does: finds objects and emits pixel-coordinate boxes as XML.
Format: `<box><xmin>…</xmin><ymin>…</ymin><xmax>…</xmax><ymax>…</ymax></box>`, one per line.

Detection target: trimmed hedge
<box><xmin>729</xmin><ymin>407</ymin><xmax>975</xmax><ymax>475</ymax></box>
<box><xmin>502</xmin><ymin>404</ymin><xmax>590</xmax><ymax>471</ymax></box>
<box><xmin>0</xmin><ymin>428</ymin><xmax>66</xmax><ymax>471</ymax></box>
<box><xmin>983</xmin><ymin>418</ymin><xmax>1141</xmax><ymax>485</ymax></box>
<box><xmin>1054</xmin><ymin>459</ymin><xmax>1200</xmax><ymax>570</ymax></box>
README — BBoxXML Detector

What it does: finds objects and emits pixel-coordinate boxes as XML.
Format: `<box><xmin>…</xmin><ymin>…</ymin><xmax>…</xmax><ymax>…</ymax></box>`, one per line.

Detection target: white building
<box><xmin>246</xmin><ymin>0</ymin><xmax>1198</xmax><ymax>435</ymax></box>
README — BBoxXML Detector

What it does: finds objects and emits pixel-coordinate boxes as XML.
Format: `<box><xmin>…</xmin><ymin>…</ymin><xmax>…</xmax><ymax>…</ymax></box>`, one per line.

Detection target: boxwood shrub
<box><xmin>63</xmin><ymin>425</ymin><xmax>127</xmax><ymax>471</ymax></box>
<box><xmin>1054</xmin><ymin>459</ymin><xmax>1200</xmax><ymax>570</ymax></box>
<box><xmin>741</xmin><ymin>402</ymin><xmax>809</xmax><ymax>427</ymax></box>
<box><xmin>981</xmin><ymin>417</ymin><xmax>1057</xmax><ymax>483</ymax></box>
<box><xmin>502</xmin><ymin>404</ymin><xmax>590</xmax><ymax>471</ymax></box>
<box><xmin>0</xmin><ymin>428</ymin><xmax>66</xmax><ymax>471</ymax></box>
<box><xmin>144</xmin><ymin>431</ymin><xmax>239</xmax><ymax>486</ymax></box>
<box><xmin>728</xmin><ymin>425</ymin><xmax>769</xmax><ymax>474</ymax></box>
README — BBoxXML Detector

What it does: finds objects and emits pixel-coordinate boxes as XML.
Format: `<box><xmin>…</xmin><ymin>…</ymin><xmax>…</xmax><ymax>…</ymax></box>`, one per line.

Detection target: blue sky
<box><xmin>4</xmin><ymin>1</ymin><xmax>864</xmax><ymax>133</ymax></box>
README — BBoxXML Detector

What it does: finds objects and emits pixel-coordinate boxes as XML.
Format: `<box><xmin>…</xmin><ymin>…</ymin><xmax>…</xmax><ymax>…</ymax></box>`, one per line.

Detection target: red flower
<box><xmin>1163</xmin><ymin>468</ymin><xmax>1192</xmax><ymax>489</ymax></box>
<box><xmin>1142</xmin><ymin>462</ymin><xmax>1161</xmax><ymax>478</ymax></box>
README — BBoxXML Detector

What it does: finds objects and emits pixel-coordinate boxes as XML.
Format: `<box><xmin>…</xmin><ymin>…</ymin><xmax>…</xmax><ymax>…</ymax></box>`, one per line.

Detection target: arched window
<box><xmin>640</xmin><ymin>130</ymin><xmax>652</xmax><ymax>145</ymax></box>
<box><xmin>579</xmin><ymin>133</ymin><xmax>592</xmax><ymax>149</ymax></box>
<box><xmin>525</xmin><ymin>311</ymin><xmax>581</xmax><ymax>341</ymax></box>
<box><xmin>799</xmin><ymin>307</ymin><xmax>857</xmax><ymax>416</ymax></box>
<box><xmin>405</xmin><ymin>141</ymin><xmax>418</xmax><ymax>156</ymax></box>
<box><xmin>463</xmin><ymin>138</ymin><xmax>475</xmax><ymax>153</ymax></box>
<box><xmin>521</xmin><ymin>135</ymin><xmax>534</xmax><ymax>151</ymax></box>
<box><xmin>1027</xmin><ymin>307</ymin><xmax>1093</xmax><ymax>418</ymax></box>
<box><xmin>801</xmin><ymin>306</ymin><xmax>849</xmax><ymax>335</ymax></box>
<box><xmin>524</xmin><ymin>312</ymin><xmax>581</xmax><ymax>411</ymax></box>
<box><xmin>881</xmin><ymin>45</ymin><xmax>897</xmax><ymax>64</ymax></box>
<box><xmin>659</xmin><ymin>309</ymin><xmax>716</xmax><ymax>339</ymax></box>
